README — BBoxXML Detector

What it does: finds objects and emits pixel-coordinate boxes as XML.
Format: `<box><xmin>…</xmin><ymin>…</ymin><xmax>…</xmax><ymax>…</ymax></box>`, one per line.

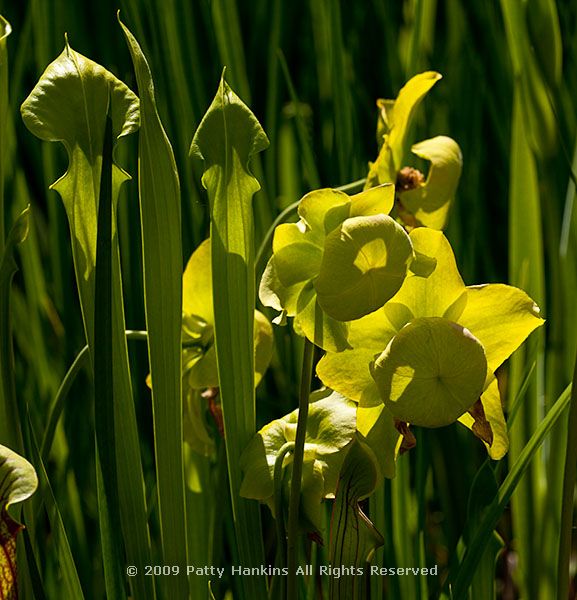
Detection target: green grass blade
<box><xmin>120</xmin><ymin>17</ymin><xmax>189</xmax><ymax>598</ymax></box>
<box><xmin>191</xmin><ymin>73</ymin><xmax>269</xmax><ymax>600</ymax></box>
<box><xmin>506</xmin><ymin>87</ymin><xmax>546</xmax><ymax>599</ymax></box>
<box><xmin>211</xmin><ymin>0</ymin><xmax>251</xmax><ymax>104</ymax></box>
<box><xmin>277</xmin><ymin>52</ymin><xmax>321</xmax><ymax>190</ymax></box>
<box><xmin>448</xmin><ymin>383</ymin><xmax>572</xmax><ymax>598</ymax></box>
<box><xmin>20</xmin><ymin>46</ymin><xmax>155</xmax><ymax>598</ymax></box>
<box><xmin>0</xmin><ymin>14</ymin><xmax>10</xmax><ymax>252</ymax></box>
<box><xmin>0</xmin><ymin>206</ymin><xmax>28</xmax><ymax>452</ymax></box>
<box><xmin>21</xmin><ymin>413</ymin><xmax>86</xmax><ymax>600</ymax></box>
<box><xmin>558</xmin><ymin>351</ymin><xmax>577</xmax><ymax>599</ymax></box>
<box><xmin>326</xmin><ymin>0</ymin><xmax>354</xmax><ymax>182</ymax></box>
<box><xmin>94</xmin><ymin>110</ymin><xmax>125</xmax><ymax>599</ymax></box>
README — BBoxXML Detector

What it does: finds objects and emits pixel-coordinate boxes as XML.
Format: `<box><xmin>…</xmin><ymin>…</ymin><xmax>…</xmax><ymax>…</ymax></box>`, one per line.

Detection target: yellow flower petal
<box><xmin>458</xmin><ymin>283</ymin><xmax>544</xmax><ymax>373</ymax></box>
<box><xmin>356</xmin><ymin>404</ymin><xmax>399</xmax><ymax>480</ymax></box>
<box><xmin>400</xmin><ymin>136</ymin><xmax>463</xmax><ymax>230</ymax></box>
<box><xmin>182</xmin><ymin>238</ymin><xmax>213</xmax><ymax>320</ymax></box>
<box><xmin>316</xmin><ymin>348</ymin><xmax>378</xmax><ymax>402</ymax></box>
<box><xmin>392</xmin><ymin>228</ymin><xmax>465</xmax><ymax>317</ymax></box>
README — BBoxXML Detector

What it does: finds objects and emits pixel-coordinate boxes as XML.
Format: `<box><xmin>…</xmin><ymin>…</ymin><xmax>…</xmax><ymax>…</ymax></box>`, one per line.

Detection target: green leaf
<box><xmin>0</xmin><ymin>444</ymin><xmax>38</xmax><ymax>600</ymax></box>
<box><xmin>399</xmin><ymin>135</ymin><xmax>462</xmax><ymax>230</ymax></box>
<box><xmin>191</xmin><ymin>73</ymin><xmax>269</xmax><ymax>599</ymax></box>
<box><xmin>21</xmin><ymin>40</ymin><xmax>139</xmax><ymax>283</ymax></box>
<box><xmin>447</xmin><ymin>384</ymin><xmax>573</xmax><ymax>598</ymax></box>
<box><xmin>329</xmin><ymin>438</ymin><xmax>384</xmax><ymax>600</ymax></box>
<box><xmin>0</xmin><ymin>14</ymin><xmax>11</xmax><ymax>253</ymax></box>
<box><xmin>466</xmin><ymin>463</ymin><xmax>505</xmax><ymax>600</ymax></box>
<box><xmin>120</xmin><ymin>18</ymin><xmax>189</xmax><ymax>597</ymax></box>
<box><xmin>315</xmin><ymin>214</ymin><xmax>413</xmax><ymax>321</ymax></box>
<box><xmin>21</xmin><ymin>42</ymin><xmax>154</xmax><ymax>599</ymax></box>
<box><xmin>0</xmin><ymin>207</ymin><xmax>29</xmax><ymax>452</ymax></box>
<box><xmin>22</xmin><ymin>416</ymin><xmax>86</xmax><ymax>600</ymax></box>
<box><xmin>372</xmin><ymin>317</ymin><xmax>488</xmax><ymax>427</ymax></box>
<box><xmin>94</xmin><ymin>108</ymin><xmax>124</xmax><ymax>598</ymax></box>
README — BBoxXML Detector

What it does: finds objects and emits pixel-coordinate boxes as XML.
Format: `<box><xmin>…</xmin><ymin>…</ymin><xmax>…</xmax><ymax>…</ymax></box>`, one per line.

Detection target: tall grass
<box><xmin>0</xmin><ymin>1</ymin><xmax>576</xmax><ymax>598</ymax></box>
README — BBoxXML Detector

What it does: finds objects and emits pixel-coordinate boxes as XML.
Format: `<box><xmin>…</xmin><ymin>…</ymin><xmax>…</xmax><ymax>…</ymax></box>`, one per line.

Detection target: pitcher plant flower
<box><xmin>366</xmin><ymin>72</ymin><xmax>463</xmax><ymax>231</ymax></box>
<box><xmin>317</xmin><ymin>228</ymin><xmax>544</xmax><ymax>469</ymax></box>
<box><xmin>259</xmin><ymin>184</ymin><xmax>435</xmax><ymax>352</ymax></box>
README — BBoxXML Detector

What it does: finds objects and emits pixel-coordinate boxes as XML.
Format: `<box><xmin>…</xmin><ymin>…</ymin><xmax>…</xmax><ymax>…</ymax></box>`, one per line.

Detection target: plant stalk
<box><xmin>286</xmin><ymin>338</ymin><xmax>315</xmax><ymax>600</ymax></box>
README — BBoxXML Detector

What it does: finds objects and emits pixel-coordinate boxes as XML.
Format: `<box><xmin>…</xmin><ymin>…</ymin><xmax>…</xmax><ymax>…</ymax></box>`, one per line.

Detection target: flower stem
<box><xmin>272</xmin><ymin>441</ymin><xmax>295</xmax><ymax>600</ymax></box>
<box><xmin>286</xmin><ymin>337</ymin><xmax>315</xmax><ymax>600</ymax></box>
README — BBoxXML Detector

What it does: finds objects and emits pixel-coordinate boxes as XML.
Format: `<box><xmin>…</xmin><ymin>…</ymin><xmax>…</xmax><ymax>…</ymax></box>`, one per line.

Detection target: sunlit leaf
<box><xmin>21</xmin><ymin>40</ymin><xmax>139</xmax><ymax>283</ymax></box>
<box><xmin>191</xmin><ymin>72</ymin><xmax>269</xmax><ymax>596</ymax></box>
<box><xmin>21</xmin><ymin>40</ymin><xmax>154</xmax><ymax>598</ymax></box>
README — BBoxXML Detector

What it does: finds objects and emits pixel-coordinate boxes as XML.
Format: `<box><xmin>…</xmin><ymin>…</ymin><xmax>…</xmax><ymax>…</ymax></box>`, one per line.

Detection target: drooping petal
<box><xmin>458</xmin><ymin>376</ymin><xmax>509</xmax><ymax>459</ymax></box>
<box><xmin>399</xmin><ymin>136</ymin><xmax>463</xmax><ymax>230</ymax></box>
<box><xmin>457</xmin><ymin>283</ymin><xmax>544</xmax><ymax>373</ymax></box>
<box><xmin>274</xmin><ymin>235</ymin><xmax>323</xmax><ymax>288</ymax></box>
<box><xmin>371</xmin><ymin>317</ymin><xmax>488</xmax><ymax>427</ymax></box>
<box><xmin>183</xmin><ymin>389</ymin><xmax>217</xmax><ymax>457</ymax></box>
